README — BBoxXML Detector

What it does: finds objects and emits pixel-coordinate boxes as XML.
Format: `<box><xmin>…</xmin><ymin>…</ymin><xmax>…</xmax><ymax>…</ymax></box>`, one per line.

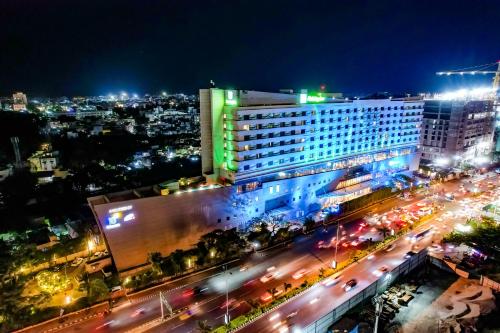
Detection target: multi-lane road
<box><xmin>22</xmin><ymin>172</ymin><xmax>500</xmax><ymax>333</ymax></box>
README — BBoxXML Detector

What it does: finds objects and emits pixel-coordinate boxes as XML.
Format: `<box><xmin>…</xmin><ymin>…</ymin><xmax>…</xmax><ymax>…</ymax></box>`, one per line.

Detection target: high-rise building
<box><xmin>200</xmin><ymin>89</ymin><xmax>422</xmax><ymax>186</ymax></box>
<box><xmin>420</xmin><ymin>97</ymin><xmax>495</xmax><ymax>166</ymax></box>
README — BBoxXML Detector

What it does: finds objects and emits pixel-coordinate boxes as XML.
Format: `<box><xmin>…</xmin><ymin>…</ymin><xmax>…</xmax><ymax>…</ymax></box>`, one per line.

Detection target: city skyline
<box><xmin>1</xmin><ymin>0</ymin><xmax>500</xmax><ymax>96</ymax></box>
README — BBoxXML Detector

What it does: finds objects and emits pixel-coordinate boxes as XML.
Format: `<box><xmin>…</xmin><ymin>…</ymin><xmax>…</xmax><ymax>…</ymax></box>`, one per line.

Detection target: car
<box><xmin>71</xmin><ymin>257</ymin><xmax>84</xmax><ymax>267</ymax></box>
<box><xmin>130</xmin><ymin>308</ymin><xmax>145</xmax><ymax>317</ymax></box>
<box><xmin>404</xmin><ymin>251</ymin><xmax>417</xmax><ymax>259</ymax></box>
<box><xmin>260</xmin><ymin>272</ymin><xmax>275</xmax><ymax>283</ymax></box>
<box><xmin>193</xmin><ymin>286</ymin><xmax>209</xmax><ymax>295</ymax></box>
<box><xmin>373</xmin><ymin>265</ymin><xmax>389</xmax><ymax>277</ymax></box>
<box><xmin>182</xmin><ymin>288</ymin><xmax>195</xmax><ymax>297</ymax></box>
<box><xmin>429</xmin><ymin>244</ymin><xmax>443</xmax><ymax>252</ymax></box>
<box><xmin>220</xmin><ymin>298</ymin><xmax>237</xmax><ymax>309</ymax></box>
<box><xmin>385</xmin><ymin>243</ymin><xmax>396</xmax><ymax>252</ymax></box>
<box><xmin>317</xmin><ymin>241</ymin><xmax>331</xmax><ymax>249</ymax></box>
<box><xmin>110</xmin><ymin>285</ymin><xmax>122</xmax><ymax>293</ymax></box>
<box><xmin>321</xmin><ymin>274</ymin><xmax>342</xmax><ymax>287</ymax></box>
<box><xmin>343</xmin><ymin>279</ymin><xmax>357</xmax><ymax>292</ymax></box>
<box><xmin>260</xmin><ymin>288</ymin><xmax>283</xmax><ymax>302</ymax></box>
<box><xmin>286</xmin><ymin>310</ymin><xmax>298</xmax><ymax>319</ymax></box>
<box><xmin>239</xmin><ymin>265</ymin><xmax>249</xmax><ymax>272</ymax></box>
<box><xmin>292</xmin><ymin>269</ymin><xmax>308</xmax><ymax>280</ymax></box>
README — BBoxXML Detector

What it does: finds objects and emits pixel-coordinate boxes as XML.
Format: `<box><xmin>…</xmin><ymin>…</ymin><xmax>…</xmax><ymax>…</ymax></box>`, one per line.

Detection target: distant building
<box><xmin>12</xmin><ymin>92</ymin><xmax>27</xmax><ymax>111</ymax></box>
<box><xmin>420</xmin><ymin>97</ymin><xmax>495</xmax><ymax>167</ymax></box>
<box><xmin>28</xmin><ymin>150</ymin><xmax>59</xmax><ymax>172</ymax></box>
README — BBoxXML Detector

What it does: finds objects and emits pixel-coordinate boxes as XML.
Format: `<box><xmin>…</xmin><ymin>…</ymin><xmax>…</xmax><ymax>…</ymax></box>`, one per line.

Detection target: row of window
<box><xmin>239</xmin><ymin>137</ymin><xmax>419</xmax><ymax>169</ymax></box>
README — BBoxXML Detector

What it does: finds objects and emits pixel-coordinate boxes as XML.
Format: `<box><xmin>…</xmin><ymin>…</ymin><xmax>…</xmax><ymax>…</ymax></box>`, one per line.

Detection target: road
<box><xmin>21</xmin><ymin>172</ymin><xmax>499</xmax><ymax>333</ymax></box>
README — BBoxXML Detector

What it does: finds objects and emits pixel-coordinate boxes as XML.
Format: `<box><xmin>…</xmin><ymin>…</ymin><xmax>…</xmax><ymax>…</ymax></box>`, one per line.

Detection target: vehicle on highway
<box><xmin>404</xmin><ymin>251</ymin><xmax>417</xmax><ymax>258</ymax></box>
<box><xmin>239</xmin><ymin>265</ymin><xmax>249</xmax><ymax>272</ymax></box>
<box><xmin>373</xmin><ymin>265</ymin><xmax>389</xmax><ymax>277</ymax></box>
<box><xmin>95</xmin><ymin>320</ymin><xmax>115</xmax><ymax>330</ymax></box>
<box><xmin>407</xmin><ymin>227</ymin><xmax>433</xmax><ymax>243</ymax></box>
<box><xmin>261</xmin><ymin>288</ymin><xmax>283</xmax><ymax>302</ymax></box>
<box><xmin>321</xmin><ymin>274</ymin><xmax>342</xmax><ymax>287</ymax></box>
<box><xmin>292</xmin><ymin>269</ymin><xmax>309</xmax><ymax>280</ymax></box>
<box><xmin>309</xmin><ymin>297</ymin><xmax>319</xmax><ymax>304</ymax></box>
<box><xmin>342</xmin><ymin>279</ymin><xmax>357</xmax><ymax>292</ymax></box>
<box><xmin>260</xmin><ymin>272</ymin><xmax>275</xmax><ymax>283</ymax></box>
<box><xmin>286</xmin><ymin>310</ymin><xmax>298</xmax><ymax>319</ymax></box>
<box><xmin>220</xmin><ymin>298</ymin><xmax>237</xmax><ymax>309</ymax></box>
<box><xmin>317</xmin><ymin>240</ymin><xmax>332</xmax><ymax>249</ymax></box>
<box><xmin>130</xmin><ymin>308</ymin><xmax>145</xmax><ymax>317</ymax></box>
<box><xmin>385</xmin><ymin>243</ymin><xmax>396</xmax><ymax>252</ymax></box>
<box><xmin>429</xmin><ymin>244</ymin><xmax>443</xmax><ymax>252</ymax></box>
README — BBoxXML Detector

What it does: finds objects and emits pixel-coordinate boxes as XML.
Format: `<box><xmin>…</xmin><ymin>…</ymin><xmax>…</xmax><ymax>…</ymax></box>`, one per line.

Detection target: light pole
<box><xmin>373</xmin><ymin>294</ymin><xmax>384</xmax><ymax>333</ymax></box>
<box><xmin>332</xmin><ymin>220</ymin><xmax>340</xmax><ymax>269</ymax></box>
<box><xmin>224</xmin><ymin>265</ymin><xmax>231</xmax><ymax>326</ymax></box>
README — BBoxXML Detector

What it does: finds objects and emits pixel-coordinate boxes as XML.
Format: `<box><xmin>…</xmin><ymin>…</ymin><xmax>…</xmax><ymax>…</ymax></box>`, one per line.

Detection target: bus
<box><xmin>407</xmin><ymin>227</ymin><xmax>433</xmax><ymax>243</ymax></box>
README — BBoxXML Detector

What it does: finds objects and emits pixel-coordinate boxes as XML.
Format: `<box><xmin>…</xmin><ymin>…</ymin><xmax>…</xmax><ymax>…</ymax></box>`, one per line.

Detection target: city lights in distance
<box><xmin>430</xmin><ymin>87</ymin><xmax>497</xmax><ymax>101</ymax></box>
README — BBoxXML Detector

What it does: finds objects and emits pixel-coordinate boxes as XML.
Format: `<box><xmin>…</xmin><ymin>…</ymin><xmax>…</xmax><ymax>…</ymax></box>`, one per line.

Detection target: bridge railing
<box><xmin>303</xmin><ymin>249</ymin><xmax>428</xmax><ymax>333</ymax></box>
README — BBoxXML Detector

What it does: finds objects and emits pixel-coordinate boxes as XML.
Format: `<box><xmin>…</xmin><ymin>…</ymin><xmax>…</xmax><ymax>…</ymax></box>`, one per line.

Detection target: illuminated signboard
<box><xmin>299</xmin><ymin>93</ymin><xmax>326</xmax><ymax>103</ymax></box>
<box><xmin>106</xmin><ymin>205</ymin><xmax>135</xmax><ymax>229</ymax></box>
<box><xmin>225</xmin><ymin>90</ymin><xmax>237</xmax><ymax>106</ymax></box>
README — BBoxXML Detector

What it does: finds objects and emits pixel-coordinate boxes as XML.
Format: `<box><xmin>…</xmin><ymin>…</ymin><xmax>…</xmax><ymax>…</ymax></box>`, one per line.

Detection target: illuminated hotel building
<box><xmin>90</xmin><ymin>89</ymin><xmax>423</xmax><ymax>274</ymax></box>
<box><xmin>201</xmin><ymin>89</ymin><xmax>422</xmax><ymax>206</ymax></box>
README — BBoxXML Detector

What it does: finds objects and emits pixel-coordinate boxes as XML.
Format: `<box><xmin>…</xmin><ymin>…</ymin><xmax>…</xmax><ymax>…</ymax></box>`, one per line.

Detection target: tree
<box><xmin>283</xmin><ymin>282</ymin><xmax>292</xmax><ymax>293</ymax></box>
<box><xmin>318</xmin><ymin>267</ymin><xmax>326</xmax><ymax>279</ymax></box>
<box><xmin>377</xmin><ymin>226</ymin><xmax>391</xmax><ymax>239</ymax></box>
<box><xmin>303</xmin><ymin>217</ymin><xmax>315</xmax><ymax>232</ymax></box>
<box><xmin>88</xmin><ymin>278</ymin><xmax>109</xmax><ymax>303</ymax></box>
<box><xmin>274</xmin><ymin>227</ymin><xmax>290</xmax><ymax>242</ymax></box>
<box><xmin>196</xmin><ymin>320</ymin><xmax>212</xmax><ymax>333</ymax></box>
<box><xmin>267</xmin><ymin>287</ymin><xmax>278</xmax><ymax>300</ymax></box>
<box><xmin>148</xmin><ymin>252</ymin><xmax>163</xmax><ymax>275</ymax></box>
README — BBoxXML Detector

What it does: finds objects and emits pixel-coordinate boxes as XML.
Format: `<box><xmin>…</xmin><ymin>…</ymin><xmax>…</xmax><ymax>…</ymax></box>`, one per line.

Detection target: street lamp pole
<box><xmin>224</xmin><ymin>265</ymin><xmax>230</xmax><ymax>326</ymax></box>
<box><xmin>373</xmin><ymin>294</ymin><xmax>384</xmax><ymax>333</ymax></box>
<box><xmin>333</xmin><ymin>220</ymin><xmax>340</xmax><ymax>268</ymax></box>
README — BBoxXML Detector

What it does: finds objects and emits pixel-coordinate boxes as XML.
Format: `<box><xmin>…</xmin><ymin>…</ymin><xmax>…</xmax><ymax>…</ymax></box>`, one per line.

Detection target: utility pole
<box><xmin>332</xmin><ymin>219</ymin><xmax>340</xmax><ymax>268</ymax></box>
<box><xmin>159</xmin><ymin>291</ymin><xmax>172</xmax><ymax>319</ymax></box>
<box><xmin>373</xmin><ymin>294</ymin><xmax>384</xmax><ymax>333</ymax></box>
<box><xmin>224</xmin><ymin>265</ymin><xmax>231</xmax><ymax>325</ymax></box>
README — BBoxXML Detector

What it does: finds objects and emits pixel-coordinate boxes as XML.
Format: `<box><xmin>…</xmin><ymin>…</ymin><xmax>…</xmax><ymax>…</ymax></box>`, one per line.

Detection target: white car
<box><xmin>260</xmin><ymin>272</ymin><xmax>275</xmax><ymax>283</ymax></box>
<box><xmin>71</xmin><ymin>257</ymin><xmax>84</xmax><ymax>267</ymax></box>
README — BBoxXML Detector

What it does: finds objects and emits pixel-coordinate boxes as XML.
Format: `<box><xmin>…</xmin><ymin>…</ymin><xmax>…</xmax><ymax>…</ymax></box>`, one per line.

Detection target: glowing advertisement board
<box><xmin>106</xmin><ymin>205</ymin><xmax>135</xmax><ymax>229</ymax></box>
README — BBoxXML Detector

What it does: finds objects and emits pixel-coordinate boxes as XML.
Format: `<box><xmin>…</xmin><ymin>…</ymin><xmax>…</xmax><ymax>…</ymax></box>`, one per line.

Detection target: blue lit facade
<box><xmin>201</xmin><ymin>89</ymin><xmax>423</xmax><ymax>226</ymax></box>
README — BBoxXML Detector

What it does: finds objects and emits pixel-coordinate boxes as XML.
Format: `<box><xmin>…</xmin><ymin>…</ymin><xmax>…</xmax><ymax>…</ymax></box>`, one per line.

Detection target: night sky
<box><xmin>1</xmin><ymin>0</ymin><xmax>500</xmax><ymax>97</ymax></box>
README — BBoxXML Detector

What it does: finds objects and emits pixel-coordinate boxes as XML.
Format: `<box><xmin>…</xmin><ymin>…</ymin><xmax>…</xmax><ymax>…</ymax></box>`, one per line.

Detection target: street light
<box><xmin>332</xmin><ymin>220</ymin><xmax>341</xmax><ymax>269</ymax></box>
<box><xmin>224</xmin><ymin>265</ymin><xmax>233</xmax><ymax>326</ymax></box>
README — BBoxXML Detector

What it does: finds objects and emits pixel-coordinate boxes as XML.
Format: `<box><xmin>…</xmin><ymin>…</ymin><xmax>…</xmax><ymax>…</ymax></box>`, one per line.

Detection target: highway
<box><xmin>22</xmin><ymin>172</ymin><xmax>499</xmax><ymax>333</ymax></box>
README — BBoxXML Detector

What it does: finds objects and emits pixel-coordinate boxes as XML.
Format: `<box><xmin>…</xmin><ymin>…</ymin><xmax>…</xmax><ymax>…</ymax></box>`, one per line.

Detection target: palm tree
<box><xmin>318</xmin><ymin>267</ymin><xmax>326</xmax><ymax>279</ymax></box>
<box><xmin>377</xmin><ymin>226</ymin><xmax>390</xmax><ymax>239</ymax></box>
<box><xmin>267</xmin><ymin>287</ymin><xmax>278</xmax><ymax>300</ymax></box>
<box><xmin>196</xmin><ymin>320</ymin><xmax>212</xmax><ymax>333</ymax></box>
<box><xmin>283</xmin><ymin>282</ymin><xmax>292</xmax><ymax>293</ymax></box>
